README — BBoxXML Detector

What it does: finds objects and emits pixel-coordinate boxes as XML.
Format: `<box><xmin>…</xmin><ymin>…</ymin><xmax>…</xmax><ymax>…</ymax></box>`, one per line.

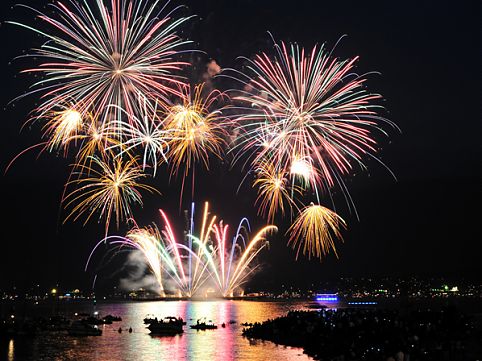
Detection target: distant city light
<box><xmin>348</xmin><ymin>301</ymin><xmax>378</xmax><ymax>305</ymax></box>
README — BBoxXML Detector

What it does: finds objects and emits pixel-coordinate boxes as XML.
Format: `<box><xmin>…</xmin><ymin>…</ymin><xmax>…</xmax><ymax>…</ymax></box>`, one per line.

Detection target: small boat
<box><xmin>148</xmin><ymin>317</ymin><xmax>184</xmax><ymax>335</ymax></box>
<box><xmin>103</xmin><ymin>314</ymin><xmax>122</xmax><ymax>323</ymax></box>
<box><xmin>67</xmin><ymin>321</ymin><xmax>102</xmax><ymax>336</ymax></box>
<box><xmin>143</xmin><ymin>314</ymin><xmax>157</xmax><ymax>325</ymax></box>
<box><xmin>190</xmin><ymin>319</ymin><xmax>218</xmax><ymax>330</ymax></box>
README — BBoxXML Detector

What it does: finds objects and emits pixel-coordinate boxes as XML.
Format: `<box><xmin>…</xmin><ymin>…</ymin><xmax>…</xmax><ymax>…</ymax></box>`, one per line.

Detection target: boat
<box><xmin>190</xmin><ymin>318</ymin><xmax>218</xmax><ymax>330</ymax></box>
<box><xmin>143</xmin><ymin>314</ymin><xmax>156</xmax><ymax>325</ymax></box>
<box><xmin>103</xmin><ymin>314</ymin><xmax>122</xmax><ymax>323</ymax></box>
<box><xmin>67</xmin><ymin>321</ymin><xmax>102</xmax><ymax>336</ymax></box>
<box><xmin>148</xmin><ymin>317</ymin><xmax>184</xmax><ymax>335</ymax></box>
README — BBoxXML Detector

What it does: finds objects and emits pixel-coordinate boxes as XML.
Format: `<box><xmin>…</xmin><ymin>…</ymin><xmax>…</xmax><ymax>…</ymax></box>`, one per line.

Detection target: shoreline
<box><xmin>242</xmin><ymin>306</ymin><xmax>482</xmax><ymax>360</ymax></box>
<box><xmin>2</xmin><ymin>295</ymin><xmax>481</xmax><ymax>309</ymax></box>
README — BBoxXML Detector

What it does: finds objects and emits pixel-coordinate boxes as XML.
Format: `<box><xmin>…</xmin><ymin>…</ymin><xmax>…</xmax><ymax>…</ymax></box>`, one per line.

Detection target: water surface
<box><xmin>4</xmin><ymin>300</ymin><xmax>314</xmax><ymax>361</ymax></box>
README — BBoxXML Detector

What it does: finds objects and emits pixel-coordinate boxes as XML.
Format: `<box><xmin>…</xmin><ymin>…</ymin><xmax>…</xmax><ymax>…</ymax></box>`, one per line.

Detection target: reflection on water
<box><xmin>4</xmin><ymin>300</ymin><xmax>313</xmax><ymax>361</ymax></box>
<box><xmin>7</xmin><ymin>339</ymin><xmax>14</xmax><ymax>361</ymax></box>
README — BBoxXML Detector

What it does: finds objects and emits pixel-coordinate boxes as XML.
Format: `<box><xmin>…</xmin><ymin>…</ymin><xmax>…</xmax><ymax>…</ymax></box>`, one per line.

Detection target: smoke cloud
<box><xmin>119</xmin><ymin>250</ymin><xmax>161</xmax><ymax>294</ymax></box>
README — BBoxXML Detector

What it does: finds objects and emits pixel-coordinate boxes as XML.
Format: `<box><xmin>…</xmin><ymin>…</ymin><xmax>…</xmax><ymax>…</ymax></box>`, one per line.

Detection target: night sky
<box><xmin>0</xmin><ymin>0</ymin><xmax>480</xmax><ymax>292</ymax></box>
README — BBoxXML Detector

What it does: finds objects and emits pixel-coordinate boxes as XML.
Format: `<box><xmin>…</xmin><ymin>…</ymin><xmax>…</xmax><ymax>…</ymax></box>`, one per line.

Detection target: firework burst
<box><xmin>288</xmin><ymin>203</ymin><xmax>346</xmax><ymax>260</ymax></box>
<box><xmin>203</xmin><ymin>220</ymin><xmax>276</xmax><ymax>297</ymax></box>
<box><xmin>63</xmin><ymin>155</ymin><xmax>159</xmax><ymax>234</ymax></box>
<box><xmin>86</xmin><ymin>224</ymin><xmax>202</xmax><ymax>297</ymax></box>
<box><xmin>7</xmin><ymin>0</ymin><xmax>398</xmax><ymax>265</ymax></box>
<box><xmin>10</xmin><ymin>0</ymin><xmax>192</xmax><ymax>127</ymax></box>
<box><xmin>229</xmin><ymin>39</ymin><xmax>397</xmax><ymax>214</ymax></box>
<box><xmin>87</xmin><ymin>202</ymin><xmax>277</xmax><ymax>297</ymax></box>
<box><xmin>107</xmin><ymin>95</ymin><xmax>171</xmax><ymax>176</ymax></box>
<box><xmin>253</xmin><ymin>159</ymin><xmax>299</xmax><ymax>222</ymax></box>
<box><xmin>43</xmin><ymin>106</ymin><xmax>84</xmax><ymax>153</ymax></box>
<box><xmin>120</xmin><ymin>226</ymin><xmax>166</xmax><ymax>295</ymax></box>
<box><xmin>66</xmin><ymin>111</ymin><xmax>119</xmax><ymax>163</ymax></box>
<box><xmin>164</xmin><ymin>83</ymin><xmax>229</xmax><ymax>175</ymax></box>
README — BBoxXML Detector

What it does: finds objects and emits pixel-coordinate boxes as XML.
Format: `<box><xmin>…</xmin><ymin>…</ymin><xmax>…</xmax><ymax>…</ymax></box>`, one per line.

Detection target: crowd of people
<box><xmin>242</xmin><ymin>306</ymin><xmax>479</xmax><ymax>360</ymax></box>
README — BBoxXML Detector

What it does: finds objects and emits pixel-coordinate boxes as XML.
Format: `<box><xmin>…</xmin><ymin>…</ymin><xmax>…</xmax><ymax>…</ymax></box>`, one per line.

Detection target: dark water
<box><xmin>2</xmin><ymin>300</ymin><xmax>315</xmax><ymax>361</ymax></box>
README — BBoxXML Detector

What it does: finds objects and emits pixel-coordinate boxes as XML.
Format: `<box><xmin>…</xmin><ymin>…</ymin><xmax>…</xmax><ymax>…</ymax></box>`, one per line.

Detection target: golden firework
<box><xmin>288</xmin><ymin>204</ymin><xmax>346</xmax><ymax>260</ymax></box>
<box><xmin>72</xmin><ymin>113</ymin><xmax>119</xmax><ymax>165</ymax></box>
<box><xmin>164</xmin><ymin>83</ymin><xmax>228</xmax><ymax>174</ymax></box>
<box><xmin>63</xmin><ymin>156</ymin><xmax>159</xmax><ymax>234</ymax></box>
<box><xmin>253</xmin><ymin>159</ymin><xmax>299</xmax><ymax>222</ymax></box>
<box><xmin>44</xmin><ymin>107</ymin><xmax>84</xmax><ymax>153</ymax></box>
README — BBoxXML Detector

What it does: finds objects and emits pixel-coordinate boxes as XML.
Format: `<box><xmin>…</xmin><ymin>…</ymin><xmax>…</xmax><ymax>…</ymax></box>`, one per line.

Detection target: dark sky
<box><xmin>0</xmin><ymin>0</ymin><xmax>480</xmax><ymax>292</ymax></box>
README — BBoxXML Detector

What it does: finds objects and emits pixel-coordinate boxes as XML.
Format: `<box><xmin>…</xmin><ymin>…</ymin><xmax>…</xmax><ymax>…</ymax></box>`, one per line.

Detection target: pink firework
<box><xmin>10</xmin><ymin>0</ymin><xmax>193</xmax><ymax>129</ymax></box>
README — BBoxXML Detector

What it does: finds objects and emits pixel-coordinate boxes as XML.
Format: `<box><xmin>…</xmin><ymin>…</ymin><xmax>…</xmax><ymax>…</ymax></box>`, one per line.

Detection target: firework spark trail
<box><xmin>117</xmin><ymin>228</ymin><xmax>165</xmax><ymax>295</ymax></box>
<box><xmin>164</xmin><ymin>83</ymin><xmax>230</xmax><ymax>176</ymax></box>
<box><xmin>56</xmin><ymin>109</ymin><xmax>121</xmax><ymax>165</ymax></box>
<box><xmin>288</xmin><ymin>203</ymin><xmax>346</xmax><ymax>260</ymax></box>
<box><xmin>43</xmin><ymin>106</ymin><xmax>84</xmax><ymax>153</ymax></box>
<box><xmin>190</xmin><ymin>201</ymin><xmax>217</xmax><ymax>292</ymax></box>
<box><xmin>213</xmin><ymin>221</ymin><xmax>229</xmax><ymax>291</ymax></box>
<box><xmin>9</xmin><ymin>0</ymin><xmax>193</xmax><ymax>129</ymax></box>
<box><xmin>86</xmin><ymin>227</ymin><xmax>207</xmax><ymax>297</ymax></box>
<box><xmin>63</xmin><ymin>155</ymin><xmax>159</xmax><ymax>235</ymax></box>
<box><xmin>121</xmin><ymin>225</ymin><xmax>204</xmax><ymax>296</ymax></box>
<box><xmin>224</xmin><ymin>224</ymin><xmax>276</xmax><ymax>295</ymax></box>
<box><xmin>106</xmin><ymin>94</ymin><xmax>171</xmax><ymax>176</ymax></box>
<box><xmin>192</xmin><ymin>210</ymin><xmax>277</xmax><ymax>297</ymax></box>
<box><xmin>253</xmin><ymin>159</ymin><xmax>300</xmax><ymax>222</ymax></box>
<box><xmin>159</xmin><ymin>209</ymin><xmax>188</xmax><ymax>287</ymax></box>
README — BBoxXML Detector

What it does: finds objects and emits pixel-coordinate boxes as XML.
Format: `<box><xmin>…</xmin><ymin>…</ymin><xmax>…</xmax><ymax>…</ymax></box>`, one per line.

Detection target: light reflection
<box><xmin>130</xmin><ymin>300</ymin><xmax>310</xmax><ymax>360</ymax></box>
<box><xmin>8</xmin><ymin>339</ymin><xmax>14</xmax><ymax>361</ymax></box>
<box><xmin>214</xmin><ymin>301</ymin><xmax>234</xmax><ymax>361</ymax></box>
<box><xmin>2</xmin><ymin>301</ymin><xmax>312</xmax><ymax>361</ymax></box>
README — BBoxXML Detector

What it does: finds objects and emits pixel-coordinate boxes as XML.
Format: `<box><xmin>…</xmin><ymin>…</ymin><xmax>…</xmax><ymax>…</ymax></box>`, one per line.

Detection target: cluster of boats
<box><xmin>67</xmin><ymin>314</ymin><xmax>123</xmax><ymax>336</ymax></box>
<box><xmin>0</xmin><ymin>313</ymin><xmax>122</xmax><ymax>337</ymax></box>
<box><xmin>2</xmin><ymin>312</ymin><xmax>238</xmax><ymax>337</ymax></box>
<box><xmin>144</xmin><ymin>315</ymin><xmax>223</xmax><ymax>335</ymax></box>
